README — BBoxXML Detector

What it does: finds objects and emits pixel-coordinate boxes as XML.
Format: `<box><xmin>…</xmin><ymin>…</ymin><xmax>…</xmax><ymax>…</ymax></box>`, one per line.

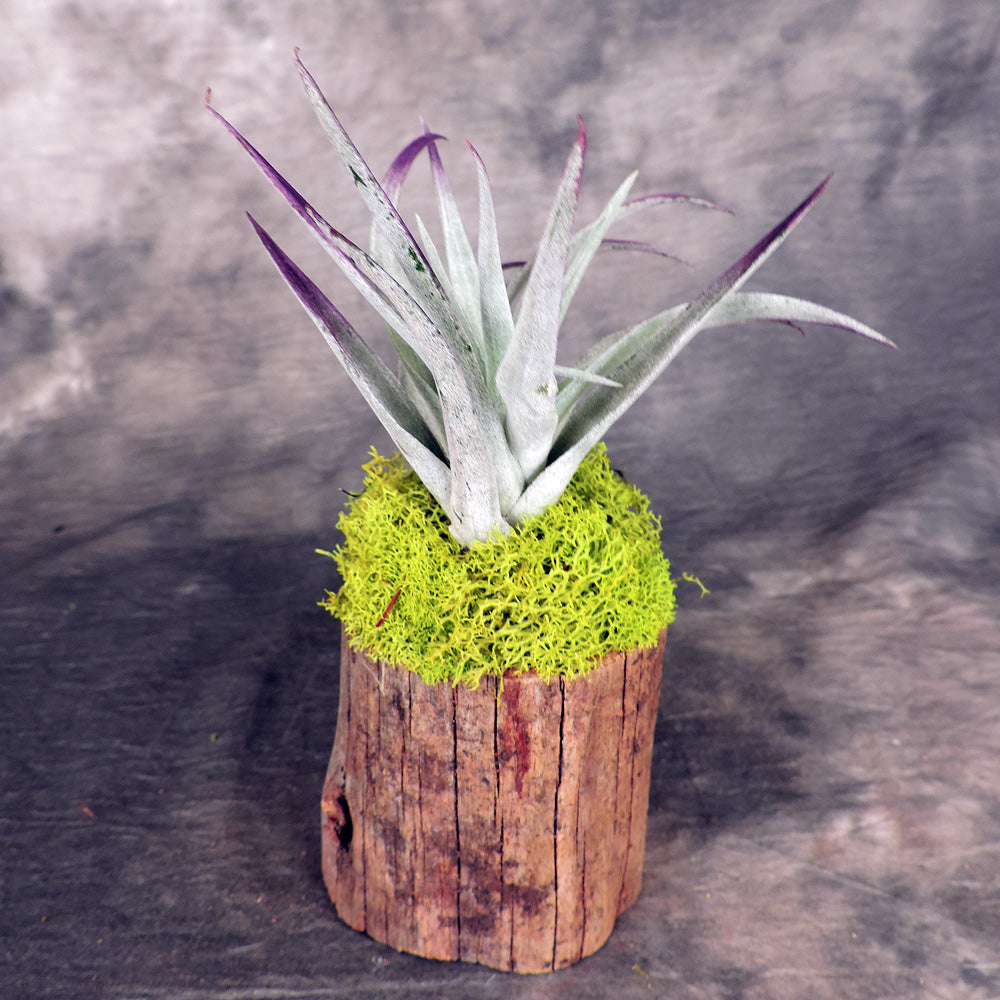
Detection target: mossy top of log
<box><xmin>319</xmin><ymin>444</ymin><xmax>675</xmax><ymax>687</ymax></box>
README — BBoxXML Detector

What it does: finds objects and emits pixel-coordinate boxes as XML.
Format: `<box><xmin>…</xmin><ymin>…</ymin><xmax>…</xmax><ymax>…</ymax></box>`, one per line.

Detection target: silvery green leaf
<box><xmin>406</xmin><ymin>217</ymin><xmax>523</xmax><ymax>506</ymax></box>
<box><xmin>216</xmin><ymin>72</ymin><xmax>892</xmax><ymax>547</ymax></box>
<box><xmin>214</xmin><ymin>99</ymin><xmax>514</xmax><ymax>542</ymax></box>
<box><xmin>553</xmin><ymin>365</ymin><xmax>622</xmax><ymax>388</ymax></box>
<box><xmin>294</xmin><ymin>55</ymin><xmax>474</xmax><ymax>363</ymax></box>
<box><xmin>330</xmin><ymin>223</ymin><xmax>522</xmax><ymax>533</ymax></box>
<box><xmin>504</xmin><ymin>162</ymin><xmax>677</xmax><ymax>333</ymax></box>
<box><xmin>503</xmin><ymin>260</ymin><xmax>530</xmax><ymax>313</ymax></box>
<box><xmin>702</xmin><ymin>292</ymin><xmax>896</xmax><ymax>348</ymax></box>
<box><xmin>512</xmin><ymin>177</ymin><xmax>839</xmax><ymax>520</ymax></box>
<box><xmin>249</xmin><ymin>215</ymin><xmax>453</xmax><ymax>511</ymax></box>
<box><xmin>364</xmin><ymin>135</ymin><xmax>450</xmax><ymax>428</ymax></box>
<box><xmin>328</xmin><ymin>244</ymin><xmax>512</xmax><ymax>542</ymax></box>
<box><xmin>211</xmin><ymin>105</ymin><xmax>467</xmax><ymax>400</ymax></box>
<box><xmin>555</xmin><ymin>289</ymin><xmax>895</xmax><ymax>427</ymax></box>
<box><xmin>495</xmin><ymin>118</ymin><xmax>586</xmax><ymax>482</ymax></box>
<box><xmin>414</xmin><ymin>215</ymin><xmax>451</xmax><ymax>300</ymax></box>
<box><xmin>562</xmin><ymin>189</ymin><xmax>727</xmax><ymax>292</ymax></box>
<box><xmin>468</xmin><ymin>142</ymin><xmax>515</xmax><ymax>387</ymax></box>
<box><xmin>424</xmin><ymin>130</ymin><xmax>486</xmax><ymax>364</ymax></box>
<box><xmin>501</xmin><ymin>189</ymin><xmax>715</xmax><ymax>325</ymax></box>
<box><xmin>295</xmin><ymin>55</ymin><xmax>434</xmax><ymax>282</ymax></box>
<box><xmin>560</xmin><ymin>171</ymin><xmax>637</xmax><ymax>322</ymax></box>
<box><xmin>555</xmin><ymin>304</ymin><xmax>687</xmax><ymax>422</ymax></box>
<box><xmin>207</xmin><ymin>98</ymin><xmax>423</xmax><ymax>348</ymax></box>
<box><xmin>395</xmin><ymin>345</ymin><xmax>447</xmax><ymax>451</ymax></box>
<box><xmin>369</xmin><ymin>132</ymin><xmax>445</xmax><ymax>295</ymax></box>
<box><xmin>351</xmin><ymin>261</ymin><xmax>507</xmax><ymax>544</ymax></box>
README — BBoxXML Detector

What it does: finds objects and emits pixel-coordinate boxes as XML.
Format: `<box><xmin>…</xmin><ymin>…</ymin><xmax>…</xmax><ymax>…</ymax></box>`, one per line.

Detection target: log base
<box><xmin>321</xmin><ymin>629</ymin><xmax>666</xmax><ymax>974</ymax></box>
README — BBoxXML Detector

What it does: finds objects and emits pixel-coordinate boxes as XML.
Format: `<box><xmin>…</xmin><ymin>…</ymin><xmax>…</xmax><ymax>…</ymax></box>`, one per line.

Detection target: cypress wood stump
<box><xmin>320</xmin><ymin>628</ymin><xmax>667</xmax><ymax>973</ymax></box>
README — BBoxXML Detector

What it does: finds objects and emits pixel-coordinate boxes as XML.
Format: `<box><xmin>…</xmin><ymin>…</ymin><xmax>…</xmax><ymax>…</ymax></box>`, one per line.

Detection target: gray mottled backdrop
<box><xmin>4</xmin><ymin>2</ymin><xmax>1000</xmax><ymax>998</ymax></box>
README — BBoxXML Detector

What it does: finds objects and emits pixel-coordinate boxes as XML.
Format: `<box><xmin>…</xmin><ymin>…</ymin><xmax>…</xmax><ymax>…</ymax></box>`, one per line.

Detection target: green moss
<box><xmin>320</xmin><ymin>444</ymin><xmax>675</xmax><ymax>687</ymax></box>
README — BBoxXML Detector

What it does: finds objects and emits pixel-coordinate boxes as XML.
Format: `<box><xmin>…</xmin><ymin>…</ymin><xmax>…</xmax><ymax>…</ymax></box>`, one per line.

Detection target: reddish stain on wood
<box><xmin>498</xmin><ymin>677</ymin><xmax>533</xmax><ymax>796</ymax></box>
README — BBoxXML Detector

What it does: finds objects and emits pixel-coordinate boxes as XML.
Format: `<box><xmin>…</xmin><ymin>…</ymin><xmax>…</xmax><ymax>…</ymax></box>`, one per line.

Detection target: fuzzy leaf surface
<box><xmin>294</xmin><ymin>55</ymin><xmax>476</xmax><ymax>366</ymax></box>
<box><xmin>512</xmin><ymin>177</ymin><xmax>843</xmax><ymax>519</ymax></box>
<box><xmin>212</xmin><ymin>100</ymin><xmax>511</xmax><ymax>543</ymax></box>
<box><xmin>249</xmin><ymin>216</ymin><xmax>452</xmax><ymax>510</ymax></box>
<box><xmin>468</xmin><ymin>142</ymin><xmax>516</xmax><ymax>388</ymax></box>
<box><xmin>559</xmin><ymin>171</ymin><xmax>637</xmax><ymax>322</ymax></box>
<box><xmin>495</xmin><ymin>119</ymin><xmax>586</xmax><ymax>482</ymax></box>
<box><xmin>425</xmin><ymin>131</ymin><xmax>486</xmax><ymax>363</ymax></box>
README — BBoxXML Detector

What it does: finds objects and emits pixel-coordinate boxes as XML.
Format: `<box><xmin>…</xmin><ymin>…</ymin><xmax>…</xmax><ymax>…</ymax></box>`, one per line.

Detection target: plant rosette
<box><xmin>210</xmin><ymin>53</ymin><xmax>893</xmax><ymax>973</ymax></box>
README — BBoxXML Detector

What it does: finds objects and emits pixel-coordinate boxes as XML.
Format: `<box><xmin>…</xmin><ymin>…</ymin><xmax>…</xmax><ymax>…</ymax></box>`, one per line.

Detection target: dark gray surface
<box><xmin>3</xmin><ymin>2</ymin><xmax>999</xmax><ymax>997</ymax></box>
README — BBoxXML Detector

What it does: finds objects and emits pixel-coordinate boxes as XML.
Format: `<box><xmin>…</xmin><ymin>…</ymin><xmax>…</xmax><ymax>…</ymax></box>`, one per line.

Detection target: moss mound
<box><xmin>320</xmin><ymin>444</ymin><xmax>675</xmax><ymax>687</ymax></box>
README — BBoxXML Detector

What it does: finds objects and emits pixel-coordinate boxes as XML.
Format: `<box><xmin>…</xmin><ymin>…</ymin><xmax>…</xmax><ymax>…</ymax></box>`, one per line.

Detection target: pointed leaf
<box><xmin>211</xmin><ymin>100</ymin><xmax>518</xmax><ymax>541</ymax></box>
<box><xmin>295</xmin><ymin>54</ymin><xmax>431</xmax><ymax>272</ymax></box>
<box><xmin>598</xmin><ymin>237</ymin><xmax>688</xmax><ymax>266</ymax></box>
<box><xmin>369</xmin><ymin>132</ymin><xmax>446</xmax><ymax>297</ymax></box>
<box><xmin>325</xmin><ymin>239</ymin><xmax>511</xmax><ymax>541</ymax></box>
<box><xmin>495</xmin><ymin>118</ymin><xmax>586</xmax><ymax>481</ymax></box>
<box><xmin>553</xmin><ymin>364</ymin><xmax>622</xmax><ymax>388</ymax></box>
<box><xmin>507</xmin><ymin>155</ymin><xmax>685</xmax><ymax>334</ymax></box>
<box><xmin>210</xmin><ymin>104</ymin><xmax>465</xmax><ymax>409</ymax></box>
<box><xmin>559</xmin><ymin>171</ymin><xmax>637</xmax><ymax>322</ymax></box>
<box><xmin>414</xmin><ymin>214</ymin><xmax>451</xmax><ymax>299</ymax></box>
<box><xmin>208</xmin><ymin>100</ymin><xmax>414</xmax><ymax>333</ymax></box>
<box><xmin>468</xmin><ymin>141</ymin><xmax>516</xmax><ymax>386</ymax></box>
<box><xmin>293</xmin><ymin>54</ymin><xmax>472</xmax><ymax>359</ymax></box>
<box><xmin>556</xmin><ymin>288</ymin><xmax>895</xmax><ymax>426</ymax></box>
<box><xmin>554</xmin><ymin>304</ymin><xmax>686</xmax><ymax>422</ymax></box>
<box><xmin>382</xmin><ymin>132</ymin><xmax>445</xmax><ymax>202</ymax></box>
<box><xmin>513</xmin><ymin>176</ymin><xmax>836</xmax><ymax>519</ymax></box>
<box><xmin>561</xmin><ymin>189</ymin><xmax>728</xmax><ymax>302</ymax></box>
<box><xmin>249</xmin><ymin>215</ymin><xmax>453</xmax><ymax>511</ymax></box>
<box><xmin>703</xmin><ymin>292</ymin><xmax>897</xmax><ymax>348</ymax></box>
<box><xmin>618</xmin><ymin>191</ymin><xmax>733</xmax><ymax>218</ymax></box>
<box><xmin>424</xmin><ymin>129</ymin><xmax>485</xmax><ymax>360</ymax></box>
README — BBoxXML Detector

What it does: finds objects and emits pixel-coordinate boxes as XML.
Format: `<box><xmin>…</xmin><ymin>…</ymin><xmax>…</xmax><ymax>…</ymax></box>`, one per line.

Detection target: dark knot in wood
<box><xmin>321</xmin><ymin>779</ymin><xmax>353</xmax><ymax>849</ymax></box>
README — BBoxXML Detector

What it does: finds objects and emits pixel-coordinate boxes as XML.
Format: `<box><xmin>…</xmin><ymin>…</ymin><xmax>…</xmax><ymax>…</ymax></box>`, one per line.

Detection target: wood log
<box><xmin>321</xmin><ymin>628</ymin><xmax>666</xmax><ymax>973</ymax></box>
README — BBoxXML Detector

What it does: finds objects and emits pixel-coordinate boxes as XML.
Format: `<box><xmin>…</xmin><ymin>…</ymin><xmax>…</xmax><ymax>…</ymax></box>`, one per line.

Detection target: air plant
<box><xmin>208</xmin><ymin>53</ymin><xmax>895</xmax><ymax>548</ymax></box>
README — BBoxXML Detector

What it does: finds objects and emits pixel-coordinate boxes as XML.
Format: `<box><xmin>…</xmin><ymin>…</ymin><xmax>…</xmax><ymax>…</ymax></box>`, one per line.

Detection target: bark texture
<box><xmin>321</xmin><ymin>629</ymin><xmax>667</xmax><ymax>973</ymax></box>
